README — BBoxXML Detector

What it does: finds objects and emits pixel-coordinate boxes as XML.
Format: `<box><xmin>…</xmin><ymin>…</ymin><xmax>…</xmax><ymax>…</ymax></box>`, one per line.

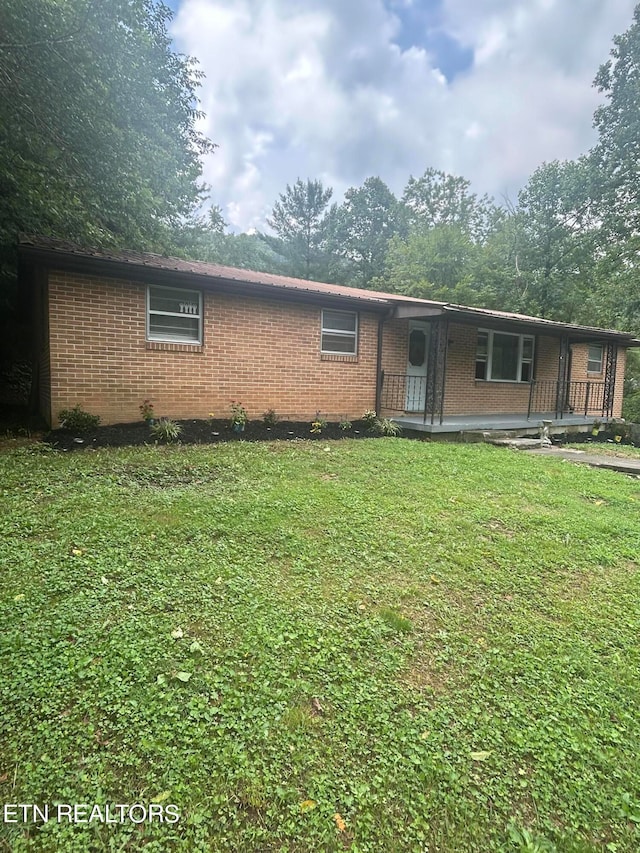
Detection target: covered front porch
<box><xmin>376</xmin><ymin>303</ymin><xmax>630</xmax><ymax>434</ymax></box>
<box><xmin>380</xmin><ymin>372</ymin><xmax>614</xmax><ymax>428</ymax></box>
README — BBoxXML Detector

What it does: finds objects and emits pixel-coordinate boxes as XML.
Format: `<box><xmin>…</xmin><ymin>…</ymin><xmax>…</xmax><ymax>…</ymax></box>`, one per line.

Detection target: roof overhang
<box><xmin>390</xmin><ymin>302</ymin><xmax>640</xmax><ymax>346</ymax></box>
<box><xmin>18</xmin><ymin>242</ymin><xmax>392</xmax><ymax>313</ymax></box>
<box><xmin>19</xmin><ymin>237</ymin><xmax>640</xmax><ymax>346</ymax></box>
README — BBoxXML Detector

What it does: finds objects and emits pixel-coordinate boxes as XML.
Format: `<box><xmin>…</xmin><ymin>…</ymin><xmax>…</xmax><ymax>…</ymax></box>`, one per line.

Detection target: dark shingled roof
<box><xmin>18</xmin><ymin>235</ymin><xmax>640</xmax><ymax>344</ymax></box>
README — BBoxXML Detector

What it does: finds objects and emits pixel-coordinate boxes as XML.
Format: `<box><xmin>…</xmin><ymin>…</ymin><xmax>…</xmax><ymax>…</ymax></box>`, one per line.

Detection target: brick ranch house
<box><xmin>19</xmin><ymin>236</ymin><xmax>640</xmax><ymax>434</ymax></box>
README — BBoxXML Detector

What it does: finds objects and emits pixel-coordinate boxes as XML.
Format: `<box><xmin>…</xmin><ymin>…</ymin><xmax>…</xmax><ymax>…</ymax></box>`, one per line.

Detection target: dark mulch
<box><xmin>44</xmin><ymin>418</ymin><xmax>379</xmax><ymax>451</ymax></box>
<box><xmin>558</xmin><ymin>430</ymin><xmax>635</xmax><ymax>448</ymax></box>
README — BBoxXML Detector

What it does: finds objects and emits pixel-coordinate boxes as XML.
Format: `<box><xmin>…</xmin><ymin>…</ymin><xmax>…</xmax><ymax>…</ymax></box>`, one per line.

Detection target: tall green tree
<box><xmin>0</xmin><ymin>0</ymin><xmax>213</xmax><ymax>398</ymax></box>
<box><xmin>402</xmin><ymin>167</ymin><xmax>501</xmax><ymax>242</ymax></box>
<box><xmin>593</xmin><ymin>4</ymin><xmax>640</xmax><ymax>254</ymax></box>
<box><xmin>175</xmin><ymin>207</ymin><xmax>290</xmax><ymax>275</ymax></box>
<box><xmin>514</xmin><ymin>158</ymin><xmax>599</xmax><ymax>320</ymax></box>
<box><xmin>264</xmin><ymin>179</ymin><xmax>333</xmax><ymax>279</ymax></box>
<box><xmin>588</xmin><ymin>2</ymin><xmax>640</xmax><ymax>348</ymax></box>
<box><xmin>326</xmin><ymin>177</ymin><xmax>405</xmax><ymax>287</ymax></box>
<box><xmin>0</xmin><ymin>0</ymin><xmax>212</xmax><ymax>281</ymax></box>
<box><xmin>379</xmin><ymin>224</ymin><xmax>491</xmax><ymax>305</ymax></box>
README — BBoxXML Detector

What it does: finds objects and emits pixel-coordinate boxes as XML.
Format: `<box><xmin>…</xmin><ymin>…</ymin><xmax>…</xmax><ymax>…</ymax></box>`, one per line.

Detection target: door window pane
<box><xmin>409</xmin><ymin>329</ymin><xmax>426</xmax><ymax>367</ymax></box>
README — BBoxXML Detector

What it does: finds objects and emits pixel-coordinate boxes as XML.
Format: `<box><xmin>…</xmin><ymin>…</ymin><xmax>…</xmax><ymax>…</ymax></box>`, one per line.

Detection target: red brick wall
<box><xmin>45</xmin><ymin>272</ymin><xmax>381</xmax><ymax>426</ymax></box>
<box><xmin>571</xmin><ymin>342</ymin><xmax>611</xmax><ymax>383</ymax></box>
<box><xmin>614</xmin><ymin>348</ymin><xmax>627</xmax><ymax>417</ymax></box>
<box><xmin>381</xmin><ymin>318</ymin><xmax>408</xmax><ymax>377</ymax></box>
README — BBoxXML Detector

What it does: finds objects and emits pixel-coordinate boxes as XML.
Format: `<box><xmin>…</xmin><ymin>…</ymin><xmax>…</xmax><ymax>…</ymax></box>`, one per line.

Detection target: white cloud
<box><xmin>171</xmin><ymin>0</ymin><xmax>637</xmax><ymax>231</ymax></box>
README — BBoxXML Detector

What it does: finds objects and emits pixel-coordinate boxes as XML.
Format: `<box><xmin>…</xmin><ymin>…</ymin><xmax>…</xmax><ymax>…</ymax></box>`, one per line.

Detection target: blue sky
<box><xmin>389</xmin><ymin>0</ymin><xmax>474</xmax><ymax>81</ymax></box>
<box><xmin>167</xmin><ymin>0</ymin><xmax>637</xmax><ymax>232</ymax></box>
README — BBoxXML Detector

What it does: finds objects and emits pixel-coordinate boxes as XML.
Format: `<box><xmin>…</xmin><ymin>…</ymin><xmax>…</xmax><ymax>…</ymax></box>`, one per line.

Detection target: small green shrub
<box><xmin>263</xmin><ymin>409</ymin><xmax>278</xmax><ymax>427</ymax></box>
<box><xmin>150</xmin><ymin>418</ymin><xmax>182</xmax><ymax>442</ymax></box>
<box><xmin>376</xmin><ymin>417</ymin><xmax>402</xmax><ymax>437</ymax></box>
<box><xmin>310</xmin><ymin>413</ymin><xmax>327</xmax><ymax>434</ymax></box>
<box><xmin>58</xmin><ymin>405</ymin><xmax>100</xmax><ymax>432</ymax></box>
<box><xmin>610</xmin><ymin>420</ymin><xmax>629</xmax><ymax>440</ymax></box>
<box><xmin>338</xmin><ymin>419</ymin><xmax>352</xmax><ymax>431</ymax></box>
<box><xmin>229</xmin><ymin>401</ymin><xmax>248</xmax><ymax>428</ymax></box>
<box><xmin>623</xmin><ymin>391</ymin><xmax>640</xmax><ymax>424</ymax></box>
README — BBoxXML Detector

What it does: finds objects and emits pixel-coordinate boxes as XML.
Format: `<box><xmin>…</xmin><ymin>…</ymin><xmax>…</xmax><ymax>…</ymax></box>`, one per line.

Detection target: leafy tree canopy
<box><xmin>593</xmin><ymin>4</ymin><xmax>640</xmax><ymax>252</ymax></box>
<box><xmin>402</xmin><ymin>167</ymin><xmax>501</xmax><ymax>242</ymax></box>
<box><xmin>0</xmin><ymin>0</ymin><xmax>212</xmax><ymax>283</ymax></box>
<box><xmin>513</xmin><ymin>158</ymin><xmax>599</xmax><ymax>320</ymax></box>
<box><xmin>379</xmin><ymin>224</ymin><xmax>492</xmax><ymax>306</ymax></box>
<box><xmin>326</xmin><ymin>177</ymin><xmax>405</xmax><ymax>287</ymax></box>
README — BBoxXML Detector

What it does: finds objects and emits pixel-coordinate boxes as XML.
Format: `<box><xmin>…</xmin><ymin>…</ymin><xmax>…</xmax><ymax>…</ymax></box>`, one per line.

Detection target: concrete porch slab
<box><xmin>390</xmin><ymin>412</ymin><xmax>603</xmax><ymax>438</ymax></box>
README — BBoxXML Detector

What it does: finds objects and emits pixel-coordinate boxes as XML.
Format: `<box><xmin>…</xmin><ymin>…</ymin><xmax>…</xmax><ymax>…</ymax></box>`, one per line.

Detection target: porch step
<box><xmin>486</xmin><ymin>437</ymin><xmax>545</xmax><ymax>449</ymax></box>
<box><xmin>457</xmin><ymin>429</ymin><xmax>545</xmax><ymax>443</ymax></box>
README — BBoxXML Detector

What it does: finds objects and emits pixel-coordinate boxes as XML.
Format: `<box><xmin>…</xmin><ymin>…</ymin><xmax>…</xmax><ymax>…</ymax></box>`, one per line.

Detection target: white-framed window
<box><xmin>147</xmin><ymin>285</ymin><xmax>202</xmax><ymax>344</ymax></box>
<box><xmin>321</xmin><ymin>309</ymin><xmax>358</xmax><ymax>354</ymax></box>
<box><xmin>475</xmin><ymin>329</ymin><xmax>534</xmax><ymax>382</ymax></box>
<box><xmin>587</xmin><ymin>344</ymin><xmax>604</xmax><ymax>374</ymax></box>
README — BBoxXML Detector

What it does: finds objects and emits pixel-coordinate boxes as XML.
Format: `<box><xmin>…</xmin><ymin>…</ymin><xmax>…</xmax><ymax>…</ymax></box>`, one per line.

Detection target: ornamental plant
<box><xmin>140</xmin><ymin>399</ymin><xmax>155</xmax><ymax>422</ymax></box>
<box><xmin>263</xmin><ymin>409</ymin><xmax>278</xmax><ymax>427</ymax></box>
<box><xmin>150</xmin><ymin>418</ymin><xmax>182</xmax><ymax>442</ymax></box>
<box><xmin>229</xmin><ymin>401</ymin><xmax>248</xmax><ymax>427</ymax></box>
<box><xmin>362</xmin><ymin>409</ymin><xmax>377</xmax><ymax>429</ymax></box>
<box><xmin>376</xmin><ymin>417</ymin><xmax>402</xmax><ymax>437</ymax></box>
<box><xmin>310</xmin><ymin>413</ymin><xmax>327</xmax><ymax>434</ymax></box>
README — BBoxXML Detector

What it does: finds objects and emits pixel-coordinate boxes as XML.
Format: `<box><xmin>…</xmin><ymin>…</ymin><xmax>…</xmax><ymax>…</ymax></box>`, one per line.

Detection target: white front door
<box><xmin>405</xmin><ymin>322</ymin><xmax>430</xmax><ymax>411</ymax></box>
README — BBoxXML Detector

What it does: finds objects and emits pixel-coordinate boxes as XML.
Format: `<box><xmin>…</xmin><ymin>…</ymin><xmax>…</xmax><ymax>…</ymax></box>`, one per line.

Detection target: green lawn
<box><xmin>1</xmin><ymin>439</ymin><xmax>640</xmax><ymax>852</ymax></box>
<box><xmin>565</xmin><ymin>441</ymin><xmax>640</xmax><ymax>459</ymax></box>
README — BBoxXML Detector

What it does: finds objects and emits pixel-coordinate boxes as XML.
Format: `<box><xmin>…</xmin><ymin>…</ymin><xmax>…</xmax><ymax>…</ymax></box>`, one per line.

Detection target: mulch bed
<box><xmin>44</xmin><ymin>418</ymin><xmax>380</xmax><ymax>451</ymax></box>
<box><xmin>558</xmin><ymin>430</ymin><xmax>635</xmax><ymax>448</ymax></box>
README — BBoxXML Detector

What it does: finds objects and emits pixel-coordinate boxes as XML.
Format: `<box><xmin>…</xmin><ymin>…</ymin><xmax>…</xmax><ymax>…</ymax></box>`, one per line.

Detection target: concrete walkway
<box><xmin>525</xmin><ymin>446</ymin><xmax>640</xmax><ymax>476</ymax></box>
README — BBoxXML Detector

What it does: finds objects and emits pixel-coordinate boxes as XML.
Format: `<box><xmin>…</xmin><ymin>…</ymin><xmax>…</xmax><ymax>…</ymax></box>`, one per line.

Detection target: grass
<box><xmin>1</xmin><ymin>438</ymin><xmax>640</xmax><ymax>852</ymax></box>
<box><xmin>565</xmin><ymin>441</ymin><xmax>640</xmax><ymax>459</ymax></box>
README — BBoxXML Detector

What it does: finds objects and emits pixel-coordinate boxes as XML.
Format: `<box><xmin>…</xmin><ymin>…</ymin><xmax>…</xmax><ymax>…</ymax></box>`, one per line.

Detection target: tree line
<box><xmin>2</xmin><ymin>0</ymin><xmax>640</xmax><ymax>407</ymax></box>
<box><xmin>194</xmin><ymin>151</ymin><xmax>639</xmax><ymax>342</ymax></box>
